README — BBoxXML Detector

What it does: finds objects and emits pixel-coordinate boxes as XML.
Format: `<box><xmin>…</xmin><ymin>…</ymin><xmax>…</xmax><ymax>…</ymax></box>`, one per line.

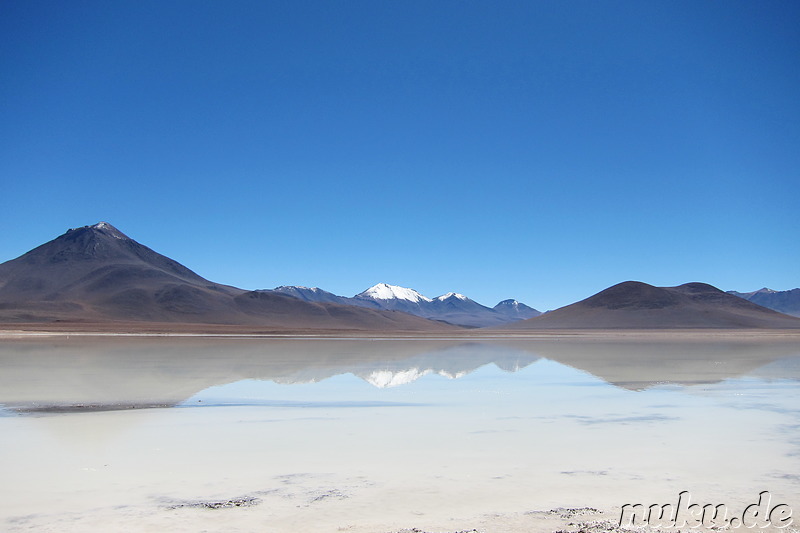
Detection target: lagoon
<box><xmin>1</xmin><ymin>336</ymin><xmax>798</xmax><ymax>532</ymax></box>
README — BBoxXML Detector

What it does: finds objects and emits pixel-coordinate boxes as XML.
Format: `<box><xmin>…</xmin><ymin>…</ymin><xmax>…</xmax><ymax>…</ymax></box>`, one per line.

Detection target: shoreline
<box><xmin>2</xmin><ymin>325</ymin><xmax>800</xmax><ymax>340</ymax></box>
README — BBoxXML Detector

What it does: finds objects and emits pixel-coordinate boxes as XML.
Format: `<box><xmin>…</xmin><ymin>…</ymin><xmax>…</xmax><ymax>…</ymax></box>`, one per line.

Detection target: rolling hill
<box><xmin>500</xmin><ymin>281</ymin><xmax>800</xmax><ymax>329</ymax></box>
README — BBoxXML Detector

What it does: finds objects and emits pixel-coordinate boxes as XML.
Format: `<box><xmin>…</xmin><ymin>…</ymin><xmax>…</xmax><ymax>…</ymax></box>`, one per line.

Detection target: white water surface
<box><xmin>0</xmin><ymin>337</ymin><xmax>798</xmax><ymax>532</ymax></box>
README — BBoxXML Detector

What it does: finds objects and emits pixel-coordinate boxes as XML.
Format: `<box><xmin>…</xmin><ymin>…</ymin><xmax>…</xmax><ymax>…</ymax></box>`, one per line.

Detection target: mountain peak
<box><xmin>436</xmin><ymin>292</ymin><xmax>469</xmax><ymax>301</ymax></box>
<box><xmin>356</xmin><ymin>283</ymin><xmax>432</xmax><ymax>303</ymax></box>
<box><xmin>67</xmin><ymin>221</ymin><xmax>129</xmax><ymax>240</ymax></box>
<box><xmin>274</xmin><ymin>285</ymin><xmax>319</xmax><ymax>292</ymax></box>
<box><xmin>493</xmin><ymin>298</ymin><xmax>541</xmax><ymax>319</ymax></box>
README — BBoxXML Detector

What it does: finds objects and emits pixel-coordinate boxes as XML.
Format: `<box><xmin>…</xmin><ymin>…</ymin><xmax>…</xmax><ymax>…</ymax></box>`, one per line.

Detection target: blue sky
<box><xmin>1</xmin><ymin>0</ymin><xmax>798</xmax><ymax>311</ymax></box>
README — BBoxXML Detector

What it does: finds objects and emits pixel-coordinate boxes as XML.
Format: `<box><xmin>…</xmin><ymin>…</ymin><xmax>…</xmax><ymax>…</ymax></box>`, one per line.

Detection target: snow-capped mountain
<box><xmin>493</xmin><ymin>299</ymin><xmax>542</xmax><ymax>320</ymax></box>
<box><xmin>356</xmin><ymin>283</ymin><xmax>432</xmax><ymax>304</ymax></box>
<box><xmin>728</xmin><ymin>288</ymin><xmax>800</xmax><ymax>317</ymax></box>
<box><xmin>353</xmin><ymin>283</ymin><xmax>436</xmax><ymax>316</ymax></box>
<box><xmin>269</xmin><ymin>282</ymin><xmax>540</xmax><ymax>328</ymax></box>
<box><xmin>270</xmin><ymin>285</ymin><xmax>380</xmax><ymax>309</ymax></box>
<box><xmin>435</xmin><ymin>292</ymin><xmax>469</xmax><ymax>301</ymax></box>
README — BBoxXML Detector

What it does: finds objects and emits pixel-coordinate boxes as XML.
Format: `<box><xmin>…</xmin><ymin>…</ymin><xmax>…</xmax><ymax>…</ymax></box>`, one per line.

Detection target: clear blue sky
<box><xmin>1</xmin><ymin>0</ymin><xmax>798</xmax><ymax>311</ymax></box>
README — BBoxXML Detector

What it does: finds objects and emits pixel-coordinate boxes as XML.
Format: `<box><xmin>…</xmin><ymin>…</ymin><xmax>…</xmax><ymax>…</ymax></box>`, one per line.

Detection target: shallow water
<box><xmin>0</xmin><ymin>337</ymin><xmax>798</xmax><ymax>532</ymax></box>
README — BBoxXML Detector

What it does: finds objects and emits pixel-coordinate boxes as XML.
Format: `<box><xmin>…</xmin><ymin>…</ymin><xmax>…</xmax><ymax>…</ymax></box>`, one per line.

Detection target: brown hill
<box><xmin>0</xmin><ymin>223</ymin><xmax>455</xmax><ymax>332</ymax></box>
<box><xmin>500</xmin><ymin>281</ymin><xmax>800</xmax><ymax>329</ymax></box>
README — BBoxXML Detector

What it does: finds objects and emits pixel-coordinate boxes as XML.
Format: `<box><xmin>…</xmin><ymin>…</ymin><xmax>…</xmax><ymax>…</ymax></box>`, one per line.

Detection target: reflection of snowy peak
<box><xmin>361</xmin><ymin>367</ymin><xmax>470</xmax><ymax>388</ymax></box>
<box><xmin>362</xmin><ymin>368</ymin><xmax>432</xmax><ymax>388</ymax></box>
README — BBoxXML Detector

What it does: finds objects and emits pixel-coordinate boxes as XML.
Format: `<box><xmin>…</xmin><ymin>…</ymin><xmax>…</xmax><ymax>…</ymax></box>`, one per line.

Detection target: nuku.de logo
<box><xmin>619</xmin><ymin>491</ymin><xmax>793</xmax><ymax>529</ymax></box>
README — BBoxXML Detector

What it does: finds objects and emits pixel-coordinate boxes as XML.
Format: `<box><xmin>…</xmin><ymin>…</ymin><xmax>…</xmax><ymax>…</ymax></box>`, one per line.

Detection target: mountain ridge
<box><xmin>2</xmin><ymin>223</ymin><xmax>797</xmax><ymax>331</ymax></box>
<box><xmin>728</xmin><ymin>287</ymin><xmax>800</xmax><ymax>317</ymax></box>
<box><xmin>271</xmin><ymin>282</ymin><xmax>541</xmax><ymax>327</ymax></box>
<box><xmin>0</xmin><ymin>223</ymin><xmax>455</xmax><ymax>331</ymax></box>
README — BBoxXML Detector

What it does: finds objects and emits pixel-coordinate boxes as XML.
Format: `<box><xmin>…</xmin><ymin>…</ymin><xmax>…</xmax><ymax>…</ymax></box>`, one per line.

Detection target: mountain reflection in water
<box><xmin>0</xmin><ymin>337</ymin><xmax>798</xmax><ymax>413</ymax></box>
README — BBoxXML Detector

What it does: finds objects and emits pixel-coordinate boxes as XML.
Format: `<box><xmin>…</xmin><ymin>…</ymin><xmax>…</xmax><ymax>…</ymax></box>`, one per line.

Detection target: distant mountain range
<box><xmin>727</xmin><ymin>288</ymin><xmax>800</xmax><ymax>317</ymax></box>
<box><xmin>269</xmin><ymin>283</ymin><xmax>541</xmax><ymax>327</ymax></box>
<box><xmin>0</xmin><ymin>223</ymin><xmax>798</xmax><ymax>331</ymax></box>
<box><xmin>0</xmin><ymin>223</ymin><xmax>453</xmax><ymax>332</ymax></box>
<box><xmin>500</xmin><ymin>281</ymin><xmax>800</xmax><ymax>329</ymax></box>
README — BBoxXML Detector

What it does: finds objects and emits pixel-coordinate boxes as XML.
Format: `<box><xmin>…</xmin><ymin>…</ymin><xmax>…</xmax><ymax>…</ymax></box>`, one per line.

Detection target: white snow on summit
<box><xmin>90</xmin><ymin>222</ymin><xmax>124</xmax><ymax>239</ymax></box>
<box><xmin>357</xmin><ymin>283</ymin><xmax>432</xmax><ymax>303</ymax></box>
<box><xmin>435</xmin><ymin>292</ymin><xmax>469</xmax><ymax>301</ymax></box>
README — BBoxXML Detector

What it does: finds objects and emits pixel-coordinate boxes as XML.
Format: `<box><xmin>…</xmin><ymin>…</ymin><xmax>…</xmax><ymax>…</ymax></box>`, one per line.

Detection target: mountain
<box><xmin>354</xmin><ymin>283</ymin><xmax>537</xmax><ymax>327</ymax></box>
<box><xmin>354</xmin><ymin>282</ymin><xmax>433</xmax><ymax>313</ymax></box>
<box><xmin>3</xmin><ymin>337</ymin><xmax>798</xmax><ymax>413</ymax></box>
<box><xmin>493</xmin><ymin>299</ymin><xmax>542</xmax><ymax>320</ymax></box>
<box><xmin>728</xmin><ymin>288</ymin><xmax>800</xmax><ymax>317</ymax></box>
<box><xmin>0</xmin><ymin>223</ymin><xmax>455</xmax><ymax>332</ymax></box>
<box><xmin>500</xmin><ymin>281</ymin><xmax>800</xmax><ymax>329</ymax></box>
<box><xmin>426</xmin><ymin>292</ymin><xmax>514</xmax><ymax>328</ymax></box>
<box><xmin>269</xmin><ymin>283</ymin><xmax>540</xmax><ymax>327</ymax></box>
<box><xmin>270</xmin><ymin>285</ymin><xmax>379</xmax><ymax>309</ymax></box>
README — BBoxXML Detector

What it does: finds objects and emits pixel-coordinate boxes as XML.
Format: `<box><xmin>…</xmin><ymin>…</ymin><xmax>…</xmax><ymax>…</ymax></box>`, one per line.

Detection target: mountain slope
<box><xmin>0</xmin><ymin>223</ymin><xmax>455</xmax><ymax>331</ymax></box>
<box><xmin>426</xmin><ymin>292</ymin><xmax>513</xmax><ymax>328</ymax></box>
<box><xmin>728</xmin><ymin>288</ymin><xmax>800</xmax><ymax>317</ymax></box>
<box><xmin>500</xmin><ymin>281</ymin><xmax>800</xmax><ymax>329</ymax></box>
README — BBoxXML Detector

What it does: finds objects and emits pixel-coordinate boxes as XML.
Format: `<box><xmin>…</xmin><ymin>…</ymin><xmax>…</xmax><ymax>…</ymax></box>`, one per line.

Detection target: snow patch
<box><xmin>435</xmin><ymin>292</ymin><xmax>469</xmax><ymax>301</ymax></box>
<box><xmin>364</xmin><ymin>368</ymin><xmax>431</xmax><ymax>388</ymax></box>
<box><xmin>363</xmin><ymin>368</ymin><xmax>467</xmax><ymax>388</ymax></box>
<box><xmin>357</xmin><ymin>283</ymin><xmax>432</xmax><ymax>303</ymax></box>
<box><xmin>91</xmin><ymin>222</ymin><xmax>123</xmax><ymax>239</ymax></box>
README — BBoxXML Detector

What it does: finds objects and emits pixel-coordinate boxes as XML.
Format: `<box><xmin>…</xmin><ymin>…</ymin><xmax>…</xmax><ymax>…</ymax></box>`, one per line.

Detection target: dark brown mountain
<box><xmin>500</xmin><ymin>281</ymin><xmax>800</xmax><ymax>329</ymax></box>
<box><xmin>0</xmin><ymin>223</ymin><xmax>455</xmax><ymax>332</ymax></box>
